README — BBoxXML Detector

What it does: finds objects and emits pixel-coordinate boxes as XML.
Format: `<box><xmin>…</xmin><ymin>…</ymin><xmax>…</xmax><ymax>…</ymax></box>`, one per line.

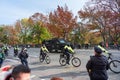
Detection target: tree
<box><xmin>0</xmin><ymin>25</ymin><xmax>18</xmax><ymax>45</ymax></box>
<box><xmin>6</xmin><ymin>26</ymin><xmax>18</xmax><ymax>45</ymax></box>
<box><xmin>78</xmin><ymin>0</ymin><xmax>120</xmax><ymax>45</ymax></box>
<box><xmin>28</xmin><ymin>13</ymin><xmax>52</xmax><ymax>44</ymax></box>
<box><xmin>0</xmin><ymin>27</ymin><xmax>4</xmax><ymax>43</ymax></box>
<box><xmin>48</xmin><ymin>5</ymin><xmax>78</xmax><ymax>40</ymax></box>
<box><xmin>14</xmin><ymin>18</ymin><xmax>32</xmax><ymax>44</ymax></box>
<box><xmin>30</xmin><ymin>23</ymin><xmax>51</xmax><ymax>44</ymax></box>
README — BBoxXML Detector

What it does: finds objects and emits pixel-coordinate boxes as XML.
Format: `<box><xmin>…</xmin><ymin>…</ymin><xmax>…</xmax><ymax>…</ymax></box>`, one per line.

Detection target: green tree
<box><xmin>30</xmin><ymin>23</ymin><xmax>51</xmax><ymax>44</ymax></box>
<box><xmin>28</xmin><ymin>13</ymin><xmax>52</xmax><ymax>44</ymax></box>
<box><xmin>18</xmin><ymin>18</ymin><xmax>31</xmax><ymax>44</ymax></box>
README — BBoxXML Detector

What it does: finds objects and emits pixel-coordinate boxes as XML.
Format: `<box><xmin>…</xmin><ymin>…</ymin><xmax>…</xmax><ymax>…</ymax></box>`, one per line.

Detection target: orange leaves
<box><xmin>29</xmin><ymin>12</ymin><xmax>48</xmax><ymax>27</ymax></box>
<box><xmin>48</xmin><ymin>5</ymin><xmax>77</xmax><ymax>39</ymax></box>
<box><xmin>78</xmin><ymin>0</ymin><xmax>120</xmax><ymax>44</ymax></box>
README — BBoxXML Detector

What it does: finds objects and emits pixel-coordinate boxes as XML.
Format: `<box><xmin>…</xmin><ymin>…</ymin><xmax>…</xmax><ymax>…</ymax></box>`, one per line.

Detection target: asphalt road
<box><xmin>2</xmin><ymin>48</ymin><xmax>120</xmax><ymax>80</ymax></box>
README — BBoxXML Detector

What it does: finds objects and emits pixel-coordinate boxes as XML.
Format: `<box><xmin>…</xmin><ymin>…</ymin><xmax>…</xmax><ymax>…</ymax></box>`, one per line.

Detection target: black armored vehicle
<box><xmin>42</xmin><ymin>38</ymin><xmax>74</xmax><ymax>53</ymax></box>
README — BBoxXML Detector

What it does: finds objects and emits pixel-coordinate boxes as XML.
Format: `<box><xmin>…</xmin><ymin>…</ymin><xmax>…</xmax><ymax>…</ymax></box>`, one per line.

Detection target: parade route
<box><xmin>2</xmin><ymin>48</ymin><xmax>120</xmax><ymax>80</ymax></box>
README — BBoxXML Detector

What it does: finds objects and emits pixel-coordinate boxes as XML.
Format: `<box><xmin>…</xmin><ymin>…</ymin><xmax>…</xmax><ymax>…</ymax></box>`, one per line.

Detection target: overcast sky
<box><xmin>0</xmin><ymin>0</ymin><xmax>88</xmax><ymax>25</ymax></box>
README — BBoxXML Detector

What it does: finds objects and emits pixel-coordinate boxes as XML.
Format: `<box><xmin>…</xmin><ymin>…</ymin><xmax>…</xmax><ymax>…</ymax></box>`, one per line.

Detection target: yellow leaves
<box><xmin>84</xmin><ymin>32</ymin><xmax>102</xmax><ymax>44</ymax></box>
<box><xmin>21</xmin><ymin>18</ymin><xmax>29</xmax><ymax>23</ymax></box>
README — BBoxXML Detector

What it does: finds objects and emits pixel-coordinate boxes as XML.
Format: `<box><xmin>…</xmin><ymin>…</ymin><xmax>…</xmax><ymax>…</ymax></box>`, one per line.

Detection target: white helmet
<box><xmin>24</xmin><ymin>48</ymin><xmax>27</xmax><ymax>51</ymax></box>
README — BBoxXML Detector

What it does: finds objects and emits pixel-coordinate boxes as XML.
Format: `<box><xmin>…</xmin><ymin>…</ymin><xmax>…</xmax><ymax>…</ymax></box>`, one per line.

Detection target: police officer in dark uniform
<box><xmin>86</xmin><ymin>46</ymin><xmax>109</xmax><ymax>80</ymax></box>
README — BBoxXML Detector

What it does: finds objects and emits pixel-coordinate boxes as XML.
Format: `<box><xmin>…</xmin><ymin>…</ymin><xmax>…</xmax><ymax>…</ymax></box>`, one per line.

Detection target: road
<box><xmin>2</xmin><ymin>48</ymin><xmax>120</xmax><ymax>80</ymax></box>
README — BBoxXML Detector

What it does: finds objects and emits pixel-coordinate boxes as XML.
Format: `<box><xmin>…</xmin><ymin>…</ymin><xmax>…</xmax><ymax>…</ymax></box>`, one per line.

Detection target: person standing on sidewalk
<box><xmin>86</xmin><ymin>46</ymin><xmax>109</xmax><ymax>80</ymax></box>
<box><xmin>18</xmin><ymin>47</ymin><xmax>29</xmax><ymax>67</ymax></box>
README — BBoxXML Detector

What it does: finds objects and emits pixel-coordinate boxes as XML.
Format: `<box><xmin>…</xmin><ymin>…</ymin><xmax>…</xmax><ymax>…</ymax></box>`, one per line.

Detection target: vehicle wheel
<box><xmin>45</xmin><ymin>55</ymin><xmax>51</xmax><ymax>64</ymax></box>
<box><xmin>109</xmin><ymin>60</ymin><xmax>120</xmax><ymax>74</ymax></box>
<box><xmin>39</xmin><ymin>55</ymin><xmax>44</xmax><ymax>63</ymax></box>
<box><xmin>71</xmin><ymin>57</ymin><xmax>81</xmax><ymax>67</ymax></box>
<box><xmin>59</xmin><ymin>57</ymin><xmax>67</xmax><ymax>66</ymax></box>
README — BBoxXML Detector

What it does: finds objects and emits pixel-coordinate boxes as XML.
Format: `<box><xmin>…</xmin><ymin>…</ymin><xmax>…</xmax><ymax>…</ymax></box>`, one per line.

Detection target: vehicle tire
<box><xmin>39</xmin><ymin>55</ymin><xmax>44</xmax><ymax>63</ymax></box>
<box><xmin>71</xmin><ymin>57</ymin><xmax>81</xmax><ymax>67</ymax></box>
<box><xmin>45</xmin><ymin>55</ymin><xmax>51</xmax><ymax>64</ymax></box>
<box><xmin>48</xmin><ymin>49</ymin><xmax>52</xmax><ymax>53</ymax></box>
<box><xmin>109</xmin><ymin>60</ymin><xmax>120</xmax><ymax>74</ymax></box>
<box><xmin>59</xmin><ymin>57</ymin><xmax>67</xmax><ymax>66</ymax></box>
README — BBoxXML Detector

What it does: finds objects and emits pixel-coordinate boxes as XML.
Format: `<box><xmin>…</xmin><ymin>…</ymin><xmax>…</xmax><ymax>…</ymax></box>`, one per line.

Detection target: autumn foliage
<box><xmin>0</xmin><ymin>1</ymin><xmax>120</xmax><ymax>45</ymax></box>
<box><xmin>48</xmin><ymin>5</ymin><xmax>78</xmax><ymax>40</ymax></box>
<box><xmin>78</xmin><ymin>0</ymin><xmax>120</xmax><ymax>44</ymax></box>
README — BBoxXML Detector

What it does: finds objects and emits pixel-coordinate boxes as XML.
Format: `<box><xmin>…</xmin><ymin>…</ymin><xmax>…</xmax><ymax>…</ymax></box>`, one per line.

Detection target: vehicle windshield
<box><xmin>59</xmin><ymin>39</ymin><xmax>66</xmax><ymax>43</ymax></box>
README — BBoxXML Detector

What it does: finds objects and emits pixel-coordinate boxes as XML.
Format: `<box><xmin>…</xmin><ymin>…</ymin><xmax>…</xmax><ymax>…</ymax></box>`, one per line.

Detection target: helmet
<box><xmin>23</xmin><ymin>48</ymin><xmax>27</xmax><ymax>52</ymax></box>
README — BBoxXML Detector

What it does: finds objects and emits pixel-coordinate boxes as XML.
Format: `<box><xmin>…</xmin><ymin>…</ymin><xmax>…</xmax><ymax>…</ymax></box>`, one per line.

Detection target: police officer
<box><xmin>86</xmin><ymin>46</ymin><xmax>109</xmax><ymax>80</ymax></box>
<box><xmin>63</xmin><ymin>45</ymin><xmax>74</xmax><ymax>65</ymax></box>
<box><xmin>98</xmin><ymin>42</ymin><xmax>108</xmax><ymax>54</ymax></box>
<box><xmin>2</xmin><ymin>45</ymin><xmax>9</xmax><ymax>56</ymax></box>
<box><xmin>14</xmin><ymin>45</ymin><xmax>19</xmax><ymax>57</ymax></box>
<box><xmin>40</xmin><ymin>44</ymin><xmax>49</xmax><ymax>60</ymax></box>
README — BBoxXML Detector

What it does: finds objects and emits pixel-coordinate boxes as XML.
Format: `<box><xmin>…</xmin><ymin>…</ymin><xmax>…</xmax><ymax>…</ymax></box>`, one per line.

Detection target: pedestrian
<box><xmin>0</xmin><ymin>65</ymin><xmax>14</xmax><ymax>80</ymax></box>
<box><xmin>86</xmin><ymin>46</ymin><xmax>109</xmax><ymax>80</ymax></box>
<box><xmin>10</xmin><ymin>64</ymin><xmax>31</xmax><ymax>80</ymax></box>
<box><xmin>0</xmin><ymin>49</ymin><xmax>5</xmax><ymax>68</ymax></box>
<box><xmin>18</xmin><ymin>47</ymin><xmax>29</xmax><ymax>67</ymax></box>
<box><xmin>1</xmin><ymin>64</ymin><xmax>31</xmax><ymax>80</ymax></box>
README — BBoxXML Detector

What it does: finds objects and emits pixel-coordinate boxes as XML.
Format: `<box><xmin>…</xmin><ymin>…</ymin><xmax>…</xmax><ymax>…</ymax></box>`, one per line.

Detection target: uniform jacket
<box><xmin>40</xmin><ymin>46</ymin><xmax>49</xmax><ymax>53</ymax></box>
<box><xmin>64</xmin><ymin>45</ymin><xmax>74</xmax><ymax>54</ymax></box>
<box><xmin>86</xmin><ymin>55</ymin><xmax>109</xmax><ymax>80</ymax></box>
